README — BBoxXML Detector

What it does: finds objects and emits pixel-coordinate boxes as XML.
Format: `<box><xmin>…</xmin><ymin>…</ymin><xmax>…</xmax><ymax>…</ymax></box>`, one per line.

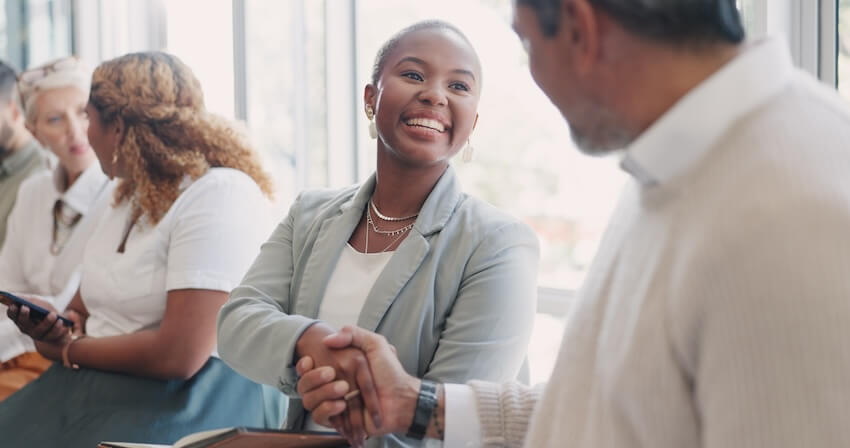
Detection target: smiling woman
<box><xmin>366</xmin><ymin>24</ymin><xmax>481</xmax><ymax>171</ymax></box>
<box><xmin>216</xmin><ymin>20</ymin><xmax>539</xmax><ymax>448</ymax></box>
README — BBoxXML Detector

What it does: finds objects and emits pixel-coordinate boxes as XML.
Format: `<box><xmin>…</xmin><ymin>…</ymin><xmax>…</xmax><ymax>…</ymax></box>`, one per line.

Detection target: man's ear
<box><xmin>561</xmin><ymin>0</ymin><xmax>601</xmax><ymax>76</ymax></box>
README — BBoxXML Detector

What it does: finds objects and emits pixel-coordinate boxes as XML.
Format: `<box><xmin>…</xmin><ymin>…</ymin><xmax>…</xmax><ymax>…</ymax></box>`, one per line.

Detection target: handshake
<box><xmin>294</xmin><ymin>324</ymin><xmax>443</xmax><ymax>448</ymax></box>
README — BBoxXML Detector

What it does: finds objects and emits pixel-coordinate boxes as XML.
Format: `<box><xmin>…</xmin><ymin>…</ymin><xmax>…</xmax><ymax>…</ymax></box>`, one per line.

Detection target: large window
<box><xmin>0</xmin><ymin>0</ymin><xmax>7</xmax><ymax>59</ymax></box>
<box><xmin>0</xmin><ymin>0</ymin><xmax>73</xmax><ymax>69</ymax></box>
<box><xmin>243</xmin><ymin>0</ymin><xmax>329</xmax><ymax>203</ymax></box>
<box><xmin>164</xmin><ymin>0</ymin><xmax>234</xmax><ymax>119</ymax></box>
<box><xmin>165</xmin><ymin>0</ymin><xmax>332</xmax><ymax>208</ymax></box>
<box><xmin>839</xmin><ymin>0</ymin><xmax>850</xmax><ymax>98</ymax></box>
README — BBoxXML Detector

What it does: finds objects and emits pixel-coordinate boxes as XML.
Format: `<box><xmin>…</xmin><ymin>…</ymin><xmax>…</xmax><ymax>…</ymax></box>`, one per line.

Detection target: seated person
<box><xmin>0</xmin><ymin>59</ymin><xmax>50</xmax><ymax>247</ymax></box>
<box><xmin>0</xmin><ymin>56</ymin><xmax>110</xmax><ymax>401</ymax></box>
<box><xmin>216</xmin><ymin>20</ymin><xmax>539</xmax><ymax>447</ymax></box>
<box><xmin>0</xmin><ymin>52</ymin><xmax>285</xmax><ymax>447</ymax></box>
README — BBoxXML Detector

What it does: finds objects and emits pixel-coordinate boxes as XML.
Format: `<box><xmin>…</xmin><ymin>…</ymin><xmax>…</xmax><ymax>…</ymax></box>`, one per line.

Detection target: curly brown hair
<box><xmin>88</xmin><ymin>51</ymin><xmax>274</xmax><ymax>224</ymax></box>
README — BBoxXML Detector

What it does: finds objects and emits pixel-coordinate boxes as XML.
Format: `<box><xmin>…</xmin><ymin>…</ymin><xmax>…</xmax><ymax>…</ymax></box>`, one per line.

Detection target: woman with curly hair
<box><xmin>0</xmin><ymin>52</ymin><xmax>285</xmax><ymax>446</ymax></box>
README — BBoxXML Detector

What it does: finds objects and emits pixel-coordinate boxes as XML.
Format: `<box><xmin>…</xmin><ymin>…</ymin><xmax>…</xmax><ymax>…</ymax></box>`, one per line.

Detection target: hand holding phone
<box><xmin>0</xmin><ymin>291</ymin><xmax>73</xmax><ymax>327</ymax></box>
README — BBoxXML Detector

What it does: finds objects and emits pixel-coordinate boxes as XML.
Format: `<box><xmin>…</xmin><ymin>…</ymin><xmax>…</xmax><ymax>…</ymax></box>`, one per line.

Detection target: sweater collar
<box><xmin>620</xmin><ymin>38</ymin><xmax>794</xmax><ymax>188</ymax></box>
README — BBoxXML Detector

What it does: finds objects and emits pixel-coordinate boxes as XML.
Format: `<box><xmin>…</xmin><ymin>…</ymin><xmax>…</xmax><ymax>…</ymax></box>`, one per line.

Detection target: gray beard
<box><xmin>565</xmin><ymin>97</ymin><xmax>637</xmax><ymax>156</ymax></box>
<box><xmin>569</xmin><ymin>122</ymin><xmax>634</xmax><ymax>156</ymax></box>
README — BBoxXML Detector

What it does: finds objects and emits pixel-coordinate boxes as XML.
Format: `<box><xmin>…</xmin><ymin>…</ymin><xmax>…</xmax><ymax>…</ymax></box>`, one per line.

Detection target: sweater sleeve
<box><xmin>468</xmin><ymin>380</ymin><xmax>544</xmax><ymax>448</ymax></box>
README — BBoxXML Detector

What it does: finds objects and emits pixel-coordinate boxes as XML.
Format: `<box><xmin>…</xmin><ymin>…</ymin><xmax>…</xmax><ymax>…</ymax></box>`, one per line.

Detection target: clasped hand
<box><xmin>295</xmin><ymin>325</ymin><xmax>420</xmax><ymax>448</ymax></box>
<box><xmin>3</xmin><ymin>295</ymin><xmax>83</xmax><ymax>361</ymax></box>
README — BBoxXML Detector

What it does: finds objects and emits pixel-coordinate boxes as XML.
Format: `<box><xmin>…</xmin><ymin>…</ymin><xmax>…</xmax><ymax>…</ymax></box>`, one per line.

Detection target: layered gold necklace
<box><xmin>364</xmin><ymin>199</ymin><xmax>418</xmax><ymax>253</ymax></box>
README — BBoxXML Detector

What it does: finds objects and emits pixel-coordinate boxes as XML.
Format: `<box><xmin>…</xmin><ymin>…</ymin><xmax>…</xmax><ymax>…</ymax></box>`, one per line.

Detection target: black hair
<box><xmin>516</xmin><ymin>0</ymin><xmax>745</xmax><ymax>46</ymax></box>
<box><xmin>0</xmin><ymin>60</ymin><xmax>18</xmax><ymax>103</ymax></box>
<box><xmin>370</xmin><ymin>20</ymin><xmax>479</xmax><ymax>85</ymax></box>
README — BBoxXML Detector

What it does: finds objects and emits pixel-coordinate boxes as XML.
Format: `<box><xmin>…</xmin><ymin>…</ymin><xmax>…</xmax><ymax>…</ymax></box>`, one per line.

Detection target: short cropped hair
<box><xmin>517</xmin><ymin>0</ymin><xmax>745</xmax><ymax>46</ymax></box>
<box><xmin>370</xmin><ymin>20</ymin><xmax>478</xmax><ymax>86</ymax></box>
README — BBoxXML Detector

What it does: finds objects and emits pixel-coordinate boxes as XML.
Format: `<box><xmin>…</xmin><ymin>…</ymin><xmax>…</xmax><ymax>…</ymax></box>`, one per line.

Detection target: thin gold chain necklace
<box><xmin>364</xmin><ymin>206</ymin><xmax>412</xmax><ymax>253</ymax></box>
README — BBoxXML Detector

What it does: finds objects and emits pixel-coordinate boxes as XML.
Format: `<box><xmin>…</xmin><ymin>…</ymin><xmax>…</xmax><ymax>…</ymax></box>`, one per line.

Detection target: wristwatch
<box><xmin>406</xmin><ymin>379</ymin><xmax>438</xmax><ymax>440</ymax></box>
<box><xmin>61</xmin><ymin>334</ymin><xmax>85</xmax><ymax>370</ymax></box>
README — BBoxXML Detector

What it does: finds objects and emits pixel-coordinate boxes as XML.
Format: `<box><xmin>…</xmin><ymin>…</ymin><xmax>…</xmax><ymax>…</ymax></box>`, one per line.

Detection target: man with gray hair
<box><xmin>297</xmin><ymin>1</ymin><xmax>850</xmax><ymax>447</ymax></box>
<box><xmin>0</xmin><ymin>60</ymin><xmax>48</xmax><ymax>248</ymax></box>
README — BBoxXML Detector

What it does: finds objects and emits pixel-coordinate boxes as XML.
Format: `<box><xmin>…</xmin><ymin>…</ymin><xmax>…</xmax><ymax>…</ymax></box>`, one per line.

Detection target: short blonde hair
<box><xmin>18</xmin><ymin>56</ymin><xmax>91</xmax><ymax>126</ymax></box>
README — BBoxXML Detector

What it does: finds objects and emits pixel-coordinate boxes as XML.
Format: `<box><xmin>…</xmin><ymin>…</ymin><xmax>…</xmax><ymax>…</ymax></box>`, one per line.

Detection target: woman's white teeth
<box><xmin>405</xmin><ymin>118</ymin><xmax>445</xmax><ymax>132</ymax></box>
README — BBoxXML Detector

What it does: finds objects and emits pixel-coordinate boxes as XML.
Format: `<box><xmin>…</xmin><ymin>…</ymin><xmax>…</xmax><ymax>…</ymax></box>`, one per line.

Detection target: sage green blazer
<box><xmin>217</xmin><ymin>167</ymin><xmax>539</xmax><ymax>446</ymax></box>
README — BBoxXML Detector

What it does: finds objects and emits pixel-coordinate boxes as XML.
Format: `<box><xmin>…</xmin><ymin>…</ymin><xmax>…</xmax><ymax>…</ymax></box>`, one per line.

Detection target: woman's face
<box><xmin>84</xmin><ymin>103</ymin><xmax>121</xmax><ymax>178</ymax></box>
<box><xmin>367</xmin><ymin>28</ymin><xmax>481</xmax><ymax>168</ymax></box>
<box><xmin>29</xmin><ymin>86</ymin><xmax>97</xmax><ymax>178</ymax></box>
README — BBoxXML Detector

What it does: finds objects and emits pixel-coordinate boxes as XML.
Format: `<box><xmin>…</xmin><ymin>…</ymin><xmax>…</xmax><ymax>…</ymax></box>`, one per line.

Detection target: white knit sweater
<box><xmin>463</xmin><ymin>38</ymin><xmax>850</xmax><ymax>448</ymax></box>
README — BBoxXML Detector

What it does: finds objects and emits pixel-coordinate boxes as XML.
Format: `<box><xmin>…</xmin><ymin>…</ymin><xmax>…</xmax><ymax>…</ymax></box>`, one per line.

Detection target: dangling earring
<box><xmin>366</xmin><ymin>105</ymin><xmax>378</xmax><ymax>139</ymax></box>
<box><xmin>462</xmin><ymin>139</ymin><xmax>475</xmax><ymax>163</ymax></box>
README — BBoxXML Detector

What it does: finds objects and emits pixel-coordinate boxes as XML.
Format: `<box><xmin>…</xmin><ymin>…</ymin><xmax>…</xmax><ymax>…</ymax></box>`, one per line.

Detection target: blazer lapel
<box><xmin>293</xmin><ymin>177</ymin><xmax>375</xmax><ymax>318</ymax></box>
<box><xmin>357</xmin><ymin>166</ymin><xmax>464</xmax><ymax>331</ymax></box>
<box><xmin>357</xmin><ymin>232</ymin><xmax>429</xmax><ymax>331</ymax></box>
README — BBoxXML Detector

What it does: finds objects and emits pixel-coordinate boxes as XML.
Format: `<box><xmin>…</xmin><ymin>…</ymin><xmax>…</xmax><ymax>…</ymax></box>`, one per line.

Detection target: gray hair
<box><xmin>516</xmin><ymin>0</ymin><xmax>744</xmax><ymax>46</ymax></box>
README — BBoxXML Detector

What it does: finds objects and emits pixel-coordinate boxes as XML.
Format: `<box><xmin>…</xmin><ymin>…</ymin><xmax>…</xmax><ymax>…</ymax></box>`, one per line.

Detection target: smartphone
<box><xmin>0</xmin><ymin>290</ymin><xmax>73</xmax><ymax>327</ymax></box>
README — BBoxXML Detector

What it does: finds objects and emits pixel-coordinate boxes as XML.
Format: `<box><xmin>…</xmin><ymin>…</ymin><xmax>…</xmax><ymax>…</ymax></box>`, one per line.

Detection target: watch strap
<box><xmin>406</xmin><ymin>379</ymin><xmax>438</xmax><ymax>440</ymax></box>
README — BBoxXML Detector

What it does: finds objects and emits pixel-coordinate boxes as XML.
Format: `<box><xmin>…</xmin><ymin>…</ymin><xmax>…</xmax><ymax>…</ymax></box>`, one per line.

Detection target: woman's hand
<box><xmin>295</xmin><ymin>323</ymin><xmax>381</xmax><ymax>447</ymax></box>
<box><xmin>6</xmin><ymin>296</ymin><xmax>72</xmax><ymax>361</ymax></box>
<box><xmin>295</xmin><ymin>356</ymin><xmax>373</xmax><ymax>447</ymax></box>
<box><xmin>63</xmin><ymin>309</ymin><xmax>86</xmax><ymax>337</ymax></box>
<box><xmin>295</xmin><ymin>356</ymin><xmax>349</xmax><ymax>423</ymax></box>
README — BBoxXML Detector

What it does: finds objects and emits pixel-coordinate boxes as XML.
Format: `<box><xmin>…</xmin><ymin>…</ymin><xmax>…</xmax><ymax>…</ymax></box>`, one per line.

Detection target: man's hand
<box><xmin>307</xmin><ymin>326</ymin><xmax>421</xmax><ymax>437</ymax></box>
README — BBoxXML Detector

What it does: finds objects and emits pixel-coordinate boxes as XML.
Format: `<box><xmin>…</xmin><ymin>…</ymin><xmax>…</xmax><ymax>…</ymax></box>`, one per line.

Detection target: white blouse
<box><xmin>316</xmin><ymin>244</ymin><xmax>393</xmax><ymax>330</ymax></box>
<box><xmin>0</xmin><ymin>163</ymin><xmax>111</xmax><ymax>362</ymax></box>
<box><xmin>306</xmin><ymin>244</ymin><xmax>393</xmax><ymax>432</ymax></box>
<box><xmin>80</xmin><ymin>168</ymin><xmax>272</xmax><ymax>340</ymax></box>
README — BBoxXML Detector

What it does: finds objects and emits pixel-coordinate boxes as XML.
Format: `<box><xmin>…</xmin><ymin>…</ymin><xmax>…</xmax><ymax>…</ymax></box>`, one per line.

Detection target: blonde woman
<box><xmin>0</xmin><ymin>52</ymin><xmax>284</xmax><ymax>446</ymax></box>
<box><xmin>0</xmin><ymin>56</ymin><xmax>109</xmax><ymax>401</ymax></box>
